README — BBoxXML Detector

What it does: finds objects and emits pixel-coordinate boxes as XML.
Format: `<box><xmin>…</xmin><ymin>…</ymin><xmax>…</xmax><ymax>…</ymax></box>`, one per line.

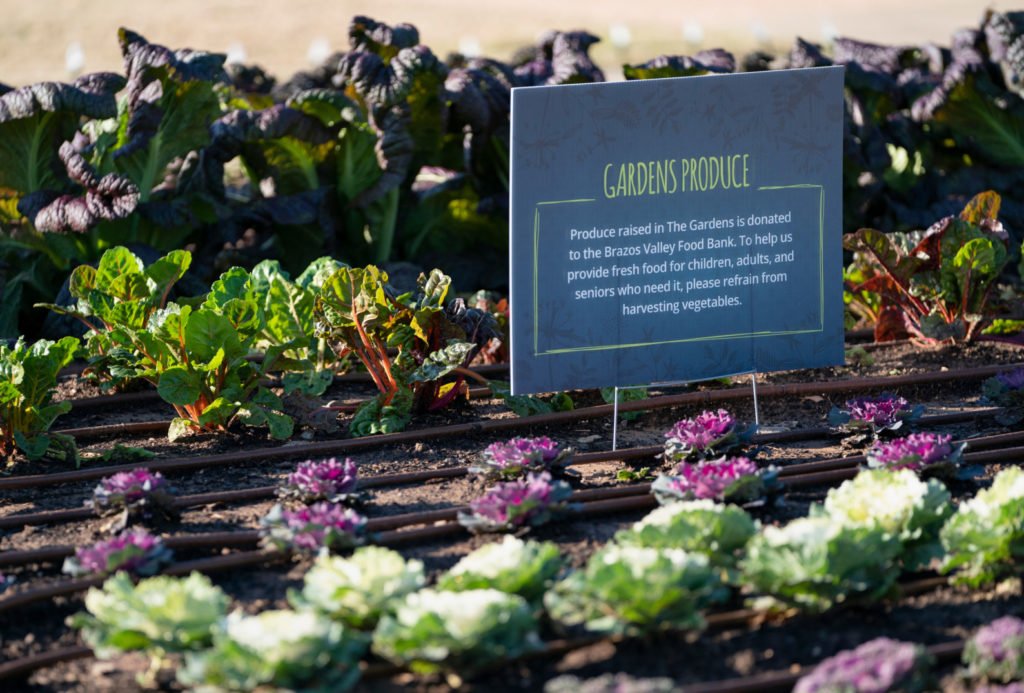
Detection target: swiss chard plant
<box><xmin>315</xmin><ymin>264</ymin><xmax>496</xmax><ymax>436</ymax></box>
<box><xmin>843</xmin><ymin>191</ymin><xmax>1011</xmax><ymax>342</ymax></box>
<box><xmin>0</xmin><ymin>335</ymin><xmax>78</xmax><ymax>463</ymax></box>
<box><xmin>545</xmin><ymin>545</ymin><xmax>719</xmax><ymax>635</ymax></box>
<box><xmin>178</xmin><ymin>609</ymin><xmax>368</xmax><ymax>692</ymax></box>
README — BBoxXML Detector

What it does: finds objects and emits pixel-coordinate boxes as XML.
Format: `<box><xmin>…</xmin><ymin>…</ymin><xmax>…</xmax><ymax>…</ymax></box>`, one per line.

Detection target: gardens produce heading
<box><xmin>603</xmin><ymin>154</ymin><xmax>751</xmax><ymax>198</ymax></box>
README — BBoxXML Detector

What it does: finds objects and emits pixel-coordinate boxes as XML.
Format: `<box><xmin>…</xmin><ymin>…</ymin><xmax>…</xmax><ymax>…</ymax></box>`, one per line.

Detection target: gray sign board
<box><xmin>508</xmin><ymin>66</ymin><xmax>846</xmax><ymax>395</ymax></box>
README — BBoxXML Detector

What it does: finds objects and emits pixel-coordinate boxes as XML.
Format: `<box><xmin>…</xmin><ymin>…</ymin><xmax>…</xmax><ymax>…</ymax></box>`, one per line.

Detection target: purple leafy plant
<box><xmin>277</xmin><ymin>457</ymin><xmax>362</xmax><ymax>505</ymax></box>
<box><xmin>829</xmin><ymin>394</ymin><xmax>923</xmax><ymax>439</ymax></box>
<box><xmin>964</xmin><ymin>616</ymin><xmax>1024</xmax><ymax>684</ymax></box>
<box><xmin>983</xmin><ymin>368</ymin><xmax>1024</xmax><ymax>426</ymax></box>
<box><xmin>458</xmin><ymin>472</ymin><xmax>574</xmax><ymax>534</ymax></box>
<box><xmin>62</xmin><ymin>529</ymin><xmax>173</xmax><ymax>577</ymax></box>
<box><xmin>652</xmin><ymin>456</ymin><xmax>774</xmax><ymax>505</ymax></box>
<box><xmin>865</xmin><ymin>432</ymin><xmax>966</xmax><ymax>479</ymax></box>
<box><xmin>260</xmin><ymin>502</ymin><xmax>367</xmax><ymax>553</ymax></box>
<box><xmin>794</xmin><ymin>637</ymin><xmax>933</xmax><ymax>693</ymax></box>
<box><xmin>468</xmin><ymin>436</ymin><xmax>571</xmax><ymax>481</ymax></box>
<box><xmin>664</xmin><ymin>409</ymin><xmax>751</xmax><ymax>462</ymax></box>
<box><xmin>88</xmin><ymin>468</ymin><xmax>177</xmax><ymax>528</ymax></box>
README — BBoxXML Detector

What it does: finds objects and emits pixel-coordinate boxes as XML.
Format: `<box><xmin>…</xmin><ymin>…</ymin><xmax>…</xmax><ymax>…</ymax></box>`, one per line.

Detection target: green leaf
<box><xmin>197</xmin><ymin>397</ymin><xmax>239</xmax><ymax>428</ymax></box>
<box><xmin>157</xmin><ymin>366</ymin><xmax>201</xmax><ymax>406</ymax></box>
<box><xmin>409</xmin><ymin>341</ymin><xmax>474</xmax><ymax>382</ymax></box>
<box><xmin>960</xmin><ymin>190</ymin><xmax>1002</xmax><ymax>225</ymax></box>
<box><xmin>68</xmin><ymin>265</ymin><xmax>98</xmax><ymax>299</ymax></box>
<box><xmin>144</xmin><ymin>249</ymin><xmax>192</xmax><ymax>303</ymax></box>
<box><xmin>282</xmin><ymin>369</ymin><xmax>334</xmax><ymax>396</ymax></box>
<box><xmin>168</xmin><ymin>417</ymin><xmax>197</xmax><ymax>442</ymax></box>
<box><xmin>184</xmin><ymin>310</ymin><xmax>241</xmax><ymax>364</ymax></box>
<box><xmin>96</xmin><ymin>247</ymin><xmax>144</xmax><ymax>290</ymax></box>
<box><xmin>204</xmin><ymin>267</ymin><xmax>252</xmax><ymax>309</ymax></box>
<box><xmin>14</xmin><ymin>431</ymin><xmax>50</xmax><ymax>460</ymax></box>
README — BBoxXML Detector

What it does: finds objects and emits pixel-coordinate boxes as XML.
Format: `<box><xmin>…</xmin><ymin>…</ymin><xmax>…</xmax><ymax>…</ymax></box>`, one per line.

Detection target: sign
<box><xmin>509</xmin><ymin>67</ymin><xmax>845</xmax><ymax>395</ymax></box>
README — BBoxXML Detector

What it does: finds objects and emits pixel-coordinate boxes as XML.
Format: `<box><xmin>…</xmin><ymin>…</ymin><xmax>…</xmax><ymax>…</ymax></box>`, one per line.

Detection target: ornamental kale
<box><xmin>457</xmin><ymin>472</ymin><xmax>574</xmax><ymax>534</ymax></box>
<box><xmin>817</xmin><ymin>469</ymin><xmax>953</xmax><ymax>570</ymax></box>
<box><xmin>964</xmin><ymin>616</ymin><xmax>1024</xmax><ymax>684</ymax></box>
<box><xmin>829</xmin><ymin>394</ymin><xmax>922</xmax><ymax>439</ymax></box>
<box><xmin>260</xmin><ymin>502</ymin><xmax>367</xmax><ymax>554</ymax></box>
<box><xmin>277</xmin><ymin>457</ymin><xmax>361</xmax><ymax>506</ymax></box>
<box><xmin>941</xmin><ymin>466</ymin><xmax>1024</xmax><ymax>586</ymax></box>
<box><xmin>371</xmin><ymin>588</ymin><xmax>541</xmax><ymax>675</ymax></box>
<box><xmin>178</xmin><ymin>609</ymin><xmax>368</xmax><ymax>692</ymax></box>
<box><xmin>315</xmin><ymin>265</ymin><xmax>496</xmax><ymax>436</ymax></box>
<box><xmin>613</xmin><ymin>500</ymin><xmax>757</xmax><ymax>573</ymax></box>
<box><xmin>467</xmin><ymin>436</ymin><xmax>571</xmax><ymax>481</ymax></box>
<box><xmin>62</xmin><ymin>529</ymin><xmax>172</xmax><ymax>577</ymax></box>
<box><xmin>983</xmin><ymin>367</ymin><xmax>1024</xmax><ymax>426</ymax></box>
<box><xmin>663</xmin><ymin>409</ymin><xmax>751</xmax><ymax>462</ymax></box>
<box><xmin>437</xmin><ymin>535</ymin><xmax>564</xmax><ymax>603</ymax></box>
<box><xmin>69</xmin><ymin>572</ymin><xmax>228</xmax><ymax>660</ymax></box>
<box><xmin>89</xmin><ymin>468</ymin><xmax>177</xmax><ymax>527</ymax></box>
<box><xmin>652</xmin><ymin>456</ymin><xmax>774</xmax><ymax>505</ymax></box>
<box><xmin>545</xmin><ymin>545</ymin><xmax>719</xmax><ymax>635</ymax></box>
<box><xmin>865</xmin><ymin>433</ymin><xmax>966</xmax><ymax>479</ymax></box>
<box><xmin>0</xmin><ymin>336</ymin><xmax>78</xmax><ymax>463</ymax></box>
<box><xmin>290</xmin><ymin>546</ymin><xmax>425</xmax><ymax>630</ymax></box>
<box><xmin>793</xmin><ymin>637</ymin><xmax>934</xmax><ymax>693</ymax></box>
<box><xmin>740</xmin><ymin>517</ymin><xmax>902</xmax><ymax>612</ymax></box>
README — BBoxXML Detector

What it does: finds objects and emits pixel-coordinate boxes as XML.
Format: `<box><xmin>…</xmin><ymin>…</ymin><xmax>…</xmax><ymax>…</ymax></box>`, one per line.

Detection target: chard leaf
<box><xmin>169</xmin><ymin>417</ymin><xmax>196</xmax><ymax>442</ymax></box>
<box><xmin>184</xmin><ymin>310</ymin><xmax>242</xmax><ymax>364</ymax></box>
<box><xmin>409</xmin><ymin>341</ymin><xmax>474</xmax><ymax>382</ymax></box>
<box><xmin>158</xmin><ymin>366</ymin><xmax>202</xmax><ymax>406</ymax></box>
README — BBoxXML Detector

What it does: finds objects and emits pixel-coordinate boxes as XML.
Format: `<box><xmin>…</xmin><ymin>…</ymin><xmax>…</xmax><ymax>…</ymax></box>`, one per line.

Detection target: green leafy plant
<box><xmin>740</xmin><ymin>516</ymin><xmax>902</xmax><ymax>612</ymax></box>
<box><xmin>289</xmin><ymin>546</ymin><xmax>425</xmax><ymax>630</ymax></box>
<box><xmin>941</xmin><ymin>466</ymin><xmax>1024</xmax><ymax>586</ymax></box>
<box><xmin>371</xmin><ymin>588</ymin><xmax>541</xmax><ymax>675</ymax></box>
<box><xmin>843</xmin><ymin>191</ymin><xmax>1011</xmax><ymax>342</ymax></box>
<box><xmin>816</xmin><ymin>468</ymin><xmax>952</xmax><ymax>570</ymax></box>
<box><xmin>0</xmin><ymin>335</ymin><xmax>78</xmax><ymax>463</ymax></box>
<box><xmin>436</xmin><ymin>535</ymin><xmax>564</xmax><ymax>603</ymax></box>
<box><xmin>69</xmin><ymin>572</ymin><xmax>228</xmax><ymax>680</ymax></box>
<box><xmin>37</xmin><ymin>246</ymin><xmax>190</xmax><ymax>390</ymax></box>
<box><xmin>178</xmin><ymin>609</ymin><xmax>368</xmax><ymax>692</ymax></box>
<box><xmin>315</xmin><ymin>264</ymin><xmax>493</xmax><ymax>435</ymax></box>
<box><xmin>545</xmin><ymin>545</ymin><xmax>719</xmax><ymax>635</ymax></box>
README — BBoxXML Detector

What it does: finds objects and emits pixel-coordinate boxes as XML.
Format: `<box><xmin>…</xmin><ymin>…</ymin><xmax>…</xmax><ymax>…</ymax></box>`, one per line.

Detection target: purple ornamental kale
<box><xmin>996</xmin><ymin>369</ymin><xmax>1024</xmax><ymax>391</ymax></box>
<box><xmin>260</xmin><ymin>502</ymin><xmax>367</xmax><ymax>553</ymax></box>
<box><xmin>468</xmin><ymin>436</ymin><xmax>570</xmax><ymax>480</ymax></box>
<box><xmin>89</xmin><ymin>467</ymin><xmax>177</xmax><ymax>522</ymax></box>
<box><xmin>62</xmin><ymin>528</ymin><xmax>172</xmax><ymax>577</ymax></box>
<box><xmin>829</xmin><ymin>394</ymin><xmax>921</xmax><ymax>437</ymax></box>
<box><xmin>458</xmin><ymin>472</ymin><xmax>574</xmax><ymax>534</ymax></box>
<box><xmin>964</xmin><ymin>616</ymin><xmax>1024</xmax><ymax>683</ymax></box>
<box><xmin>664</xmin><ymin>409</ymin><xmax>747</xmax><ymax>462</ymax></box>
<box><xmin>652</xmin><ymin>456</ymin><xmax>768</xmax><ymax>504</ymax></box>
<box><xmin>277</xmin><ymin>457</ymin><xmax>361</xmax><ymax>505</ymax></box>
<box><xmin>794</xmin><ymin>637</ymin><xmax>933</xmax><ymax>693</ymax></box>
<box><xmin>865</xmin><ymin>432</ymin><xmax>965</xmax><ymax>478</ymax></box>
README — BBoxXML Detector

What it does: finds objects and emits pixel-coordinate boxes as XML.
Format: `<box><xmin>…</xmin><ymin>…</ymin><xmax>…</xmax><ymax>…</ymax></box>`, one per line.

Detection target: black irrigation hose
<box><xmin>2</xmin><ymin>362</ymin><xmax>1013</xmax><ymax>493</ymax></box>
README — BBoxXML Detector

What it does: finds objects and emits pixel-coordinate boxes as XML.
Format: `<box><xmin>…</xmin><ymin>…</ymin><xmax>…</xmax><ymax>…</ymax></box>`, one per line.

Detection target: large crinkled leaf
<box><xmin>912</xmin><ymin>43</ymin><xmax>1024</xmax><ymax>167</ymax></box>
<box><xmin>286</xmin><ymin>88</ymin><xmax>361</xmax><ymax>128</ymax></box>
<box><xmin>788</xmin><ymin>38</ymin><xmax>832</xmax><ymax>69</ymax></box>
<box><xmin>549</xmin><ymin>31</ymin><xmax>604</xmax><ymax>85</ymax></box>
<box><xmin>118</xmin><ymin>27</ymin><xmax>227</xmax><ymax>107</ymax></box>
<box><xmin>17</xmin><ymin>141</ymin><xmax>140</xmax><ymax>233</ymax></box>
<box><xmin>408</xmin><ymin>340</ymin><xmax>474</xmax><ymax>382</ymax></box>
<box><xmin>348</xmin><ymin>15</ymin><xmax>419</xmax><ymax>57</ymax></box>
<box><xmin>624</xmin><ymin>53</ymin><xmax>734</xmax><ymax>80</ymax></box>
<box><xmin>984</xmin><ymin>10</ymin><xmax>1024</xmax><ymax>98</ymax></box>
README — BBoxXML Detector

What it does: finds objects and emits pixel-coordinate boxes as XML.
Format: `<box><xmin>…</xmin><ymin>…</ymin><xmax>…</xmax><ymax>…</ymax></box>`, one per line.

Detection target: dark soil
<box><xmin>2</xmin><ymin>340</ymin><xmax>1024</xmax><ymax>691</ymax></box>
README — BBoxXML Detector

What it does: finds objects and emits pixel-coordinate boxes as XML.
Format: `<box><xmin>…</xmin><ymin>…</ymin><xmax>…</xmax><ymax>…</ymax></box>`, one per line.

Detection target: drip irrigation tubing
<box><xmin>2</xmin><ymin>360</ymin><xmax>1013</xmax><ymax>493</ymax></box>
<box><xmin>0</xmin><ymin>408</ymin><xmax>1005</xmax><ymax>532</ymax></box>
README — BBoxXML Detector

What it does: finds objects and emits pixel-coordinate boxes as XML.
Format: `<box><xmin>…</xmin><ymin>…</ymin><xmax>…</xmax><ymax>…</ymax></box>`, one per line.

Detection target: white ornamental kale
<box><xmin>544</xmin><ymin>545</ymin><xmax>719</xmax><ymax>635</ymax></box>
<box><xmin>290</xmin><ymin>546</ymin><xmax>425</xmax><ymax>630</ymax></box>
<box><xmin>963</xmin><ymin>616</ymin><xmax>1024</xmax><ymax>684</ymax></box>
<box><xmin>436</xmin><ymin>535</ymin><xmax>564</xmax><ymax>602</ymax></box>
<box><xmin>371</xmin><ymin>588</ymin><xmax>541</xmax><ymax>674</ymax></box>
<box><xmin>740</xmin><ymin>516</ymin><xmax>902</xmax><ymax>612</ymax></box>
<box><xmin>178</xmin><ymin>609</ymin><xmax>367</xmax><ymax>692</ymax></box>
<box><xmin>941</xmin><ymin>466</ymin><xmax>1024</xmax><ymax>586</ymax></box>
<box><xmin>817</xmin><ymin>468</ymin><xmax>952</xmax><ymax>570</ymax></box>
<box><xmin>69</xmin><ymin>572</ymin><xmax>228</xmax><ymax>659</ymax></box>
<box><xmin>614</xmin><ymin>499</ymin><xmax>757</xmax><ymax>571</ymax></box>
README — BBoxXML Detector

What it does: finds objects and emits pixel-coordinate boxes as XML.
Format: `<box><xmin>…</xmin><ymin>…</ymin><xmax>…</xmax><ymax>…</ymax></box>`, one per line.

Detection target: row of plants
<box><xmin>2</xmin><ymin>10</ymin><xmax>1023</xmax><ymax>339</ymax></box>
<box><xmin>61</xmin><ymin>447</ymin><xmax>1024</xmax><ymax>689</ymax></box>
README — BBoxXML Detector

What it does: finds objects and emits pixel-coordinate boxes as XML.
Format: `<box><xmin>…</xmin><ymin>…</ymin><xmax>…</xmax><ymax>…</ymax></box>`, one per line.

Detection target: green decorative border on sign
<box><xmin>532</xmin><ymin>184</ymin><xmax>825</xmax><ymax>356</ymax></box>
